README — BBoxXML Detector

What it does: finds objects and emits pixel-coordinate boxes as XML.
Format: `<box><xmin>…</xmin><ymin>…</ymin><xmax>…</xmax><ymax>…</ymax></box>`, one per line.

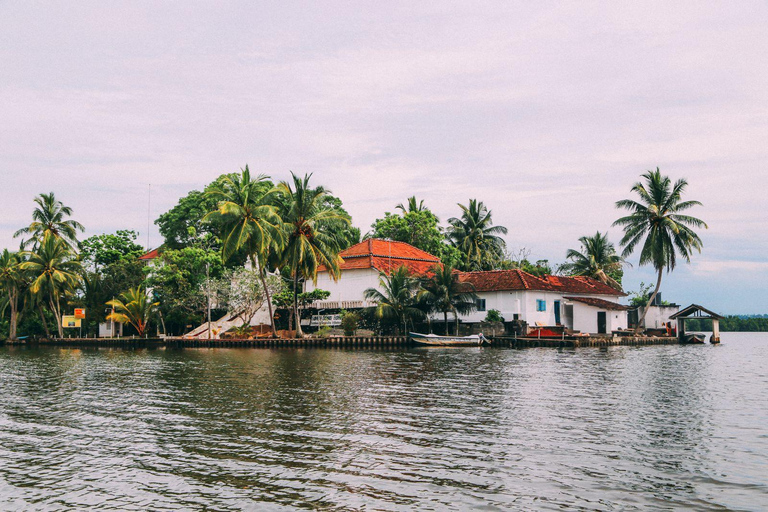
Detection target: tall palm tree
<box><xmin>206</xmin><ymin>166</ymin><xmax>283</xmax><ymax>337</ymax></box>
<box><xmin>14</xmin><ymin>192</ymin><xmax>85</xmax><ymax>249</ymax></box>
<box><xmin>447</xmin><ymin>199</ymin><xmax>508</xmax><ymax>271</ymax></box>
<box><xmin>20</xmin><ymin>234</ymin><xmax>82</xmax><ymax>337</ymax></box>
<box><xmin>419</xmin><ymin>264</ymin><xmax>478</xmax><ymax>335</ymax></box>
<box><xmin>396</xmin><ymin>196</ymin><xmax>427</xmax><ymax>214</ymax></box>
<box><xmin>106</xmin><ymin>287</ymin><xmax>159</xmax><ymax>337</ymax></box>
<box><xmin>0</xmin><ymin>250</ymin><xmax>24</xmax><ymax>340</ymax></box>
<box><xmin>364</xmin><ymin>266</ymin><xmax>425</xmax><ymax>335</ymax></box>
<box><xmin>276</xmin><ymin>172</ymin><xmax>350</xmax><ymax>336</ymax></box>
<box><xmin>561</xmin><ymin>231</ymin><xmax>626</xmax><ymax>290</ymax></box>
<box><xmin>613</xmin><ymin>168</ymin><xmax>707</xmax><ymax>332</ymax></box>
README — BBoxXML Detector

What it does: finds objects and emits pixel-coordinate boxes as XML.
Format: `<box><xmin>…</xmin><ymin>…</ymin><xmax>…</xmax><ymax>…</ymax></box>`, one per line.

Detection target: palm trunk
<box><xmin>9</xmin><ymin>297</ymin><xmax>18</xmax><ymax>341</ymax></box>
<box><xmin>444</xmin><ymin>311</ymin><xmax>449</xmax><ymax>335</ymax></box>
<box><xmin>38</xmin><ymin>304</ymin><xmax>51</xmax><ymax>338</ymax></box>
<box><xmin>454</xmin><ymin>312</ymin><xmax>459</xmax><ymax>336</ymax></box>
<box><xmin>253</xmin><ymin>256</ymin><xmax>278</xmax><ymax>338</ymax></box>
<box><xmin>634</xmin><ymin>267</ymin><xmax>663</xmax><ymax>334</ymax></box>
<box><xmin>293</xmin><ymin>272</ymin><xmax>303</xmax><ymax>337</ymax></box>
<box><xmin>50</xmin><ymin>297</ymin><xmax>63</xmax><ymax>338</ymax></box>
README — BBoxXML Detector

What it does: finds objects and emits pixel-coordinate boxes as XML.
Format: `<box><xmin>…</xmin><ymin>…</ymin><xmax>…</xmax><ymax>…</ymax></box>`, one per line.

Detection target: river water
<box><xmin>0</xmin><ymin>333</ymin><xmax>766</xmax><ymax>511</ymax></box>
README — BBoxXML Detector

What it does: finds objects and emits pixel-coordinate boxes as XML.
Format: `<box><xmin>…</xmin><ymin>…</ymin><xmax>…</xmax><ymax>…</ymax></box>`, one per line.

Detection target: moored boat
<box><xmin>409</xmin><ymin>332</ymin><xmax>489</xmax><ymax>346</ymax></box>
<box><xmin>681</xmin><ymin>332</ymin><xmax>706</xmax><ymax>344</ymax></box>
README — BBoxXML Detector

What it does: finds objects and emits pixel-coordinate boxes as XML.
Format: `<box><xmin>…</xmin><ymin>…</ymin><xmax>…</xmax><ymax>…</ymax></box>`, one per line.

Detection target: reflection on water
<box><xmin>1</xmin><ymin>334</ymin><xmax>766</xmax><ymax>510</ymax></box>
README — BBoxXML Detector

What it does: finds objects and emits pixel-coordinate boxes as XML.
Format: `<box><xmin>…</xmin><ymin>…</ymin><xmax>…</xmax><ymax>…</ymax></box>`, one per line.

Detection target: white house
<box><xmin>307</xmin><ymin>239</ymin><xmax>629</xmax><ymax>335</ymax></box>
<box><xmin>455</xmin><ymin>270</ymin><xmax>629</xmax><ymax>334</ymax></box>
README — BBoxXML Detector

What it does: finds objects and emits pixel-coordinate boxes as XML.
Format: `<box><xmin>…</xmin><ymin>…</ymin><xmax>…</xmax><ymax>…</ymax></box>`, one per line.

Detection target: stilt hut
<box><xmin>669</xmin><ymin>304</ymin><xmax>723</xmax><ymax>344</ymax></box>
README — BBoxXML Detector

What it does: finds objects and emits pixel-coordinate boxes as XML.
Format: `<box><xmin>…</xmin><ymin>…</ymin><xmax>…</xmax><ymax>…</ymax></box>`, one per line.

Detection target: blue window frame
<box><xmin>476</xmin><ymin>299</ymin><xmax>486</xmax><ymax>312</ymax></box>
<box><xmin>536</xmin><ymin>299</ymin><xmax>546</xmax><ymax>312</ymax></box>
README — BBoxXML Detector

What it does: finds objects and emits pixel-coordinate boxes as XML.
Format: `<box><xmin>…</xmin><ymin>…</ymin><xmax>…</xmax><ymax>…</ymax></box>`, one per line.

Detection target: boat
<box><xmin>681</xmin><ymin>332</ymin><xmax>706</xmax><ymax>344</ymax></box>
<box><xmin>409</xmin><ymin>332</ymin><xmax>490</xmax><ymax>346</ymax></box>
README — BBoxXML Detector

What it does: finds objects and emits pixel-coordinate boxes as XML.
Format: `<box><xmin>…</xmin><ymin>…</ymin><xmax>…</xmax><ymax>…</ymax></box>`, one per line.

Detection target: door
<box><xmin>597</xmin><ymin>311</ymin><xmax>607</xmax><ymax>334</ymax></box>
<box><xmin>554</xmin><ymin>300</ymin><xmax>561</xmax><ymax>325</ymax></box>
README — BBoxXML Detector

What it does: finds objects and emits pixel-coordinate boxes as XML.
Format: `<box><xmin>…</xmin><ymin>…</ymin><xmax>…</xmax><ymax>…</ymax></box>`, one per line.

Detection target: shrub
<box><xmin>484</xmin><ymin>309</ymin><xmax>504</xmax><ymax>323</ymax></box>
<box><xmin>340</xmin><ymin>312</ymin><xmax>360</xmax><ymax>336</ymax></box>
<box><xmin>316</xmin><ymin>325</ymin><xmax>331</xmax><ymax>338</ymax></box>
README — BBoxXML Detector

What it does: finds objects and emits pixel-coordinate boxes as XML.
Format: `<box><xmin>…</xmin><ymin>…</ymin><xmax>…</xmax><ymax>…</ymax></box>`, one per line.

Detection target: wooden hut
<box><xmin>669</xmin><ymin>304</ymin><xmax>723</xmax><ymax>344</ymax></box>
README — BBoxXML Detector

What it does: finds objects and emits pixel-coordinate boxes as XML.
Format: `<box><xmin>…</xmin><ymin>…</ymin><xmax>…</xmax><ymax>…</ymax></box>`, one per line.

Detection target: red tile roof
<box><xmin>139</xmin><ymin>248</ymin><xmax>160</xmax><ymax>260</ymax></box>
<box><xmin>563</xmin><ymin>296</ymin><xmax>630</xmax><ymax>310</ymax></box>
<box><xmin>319</xmin><ymin>239</ymin><xmax>441</xmax><ymax>275</ymax></box>
<box><xmin>457</xmin><ymin>269</ymin><xmax>626</xmax><ymax>296</ymax></box>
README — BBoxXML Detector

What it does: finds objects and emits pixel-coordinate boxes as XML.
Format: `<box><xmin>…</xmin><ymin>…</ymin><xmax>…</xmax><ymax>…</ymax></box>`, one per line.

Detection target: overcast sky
<box><xmin>1</xmin><ymin>1</ymin><xmax>766</xmax><ymax>313</ymax></box>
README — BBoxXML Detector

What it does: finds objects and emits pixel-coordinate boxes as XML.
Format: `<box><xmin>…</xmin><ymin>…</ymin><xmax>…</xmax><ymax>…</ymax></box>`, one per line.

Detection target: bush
<box><xmin>316</xmin><ymin>325</ymin><xmax>332</xmax><ymax>338</ymax></box>
<box><xmin>340</xmin><ymin>312</ymin><xmax>360</xmax><ymax>336</ymax></box>
<box><xmin>484</xmin><ymin>309</ymin><xmax>504</xmax><ymax>323</ymax></box>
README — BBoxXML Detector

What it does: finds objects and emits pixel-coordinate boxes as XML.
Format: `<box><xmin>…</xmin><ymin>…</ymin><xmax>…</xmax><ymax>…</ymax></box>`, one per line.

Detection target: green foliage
<box><xmin>419</xmin><ymin>264</ymin><xmax>477</xmax><ymax>335</ymax></box>
<box><xmin>485</xmin><ymin>309</ymin><xmax>504</xmax><ymax>323</ymax></box>
<box><xmin>147</xmin><ymin>247</ymin><xmax>225</xmax><ymax>335</ymax></box>
<box><xmin>369</xmin><ymin>210</ymin><xmax>446</xmax><ymax>257</ymax></box>
<box><xmin>685</xmin><ymin>315</ymin><xmax>768</xmax><ymax>332</ymax></box>
<box><xmin>561</xmin><ymin>231</ymin><xmax>624</xmax><ymax>289</ymax></box>
<box><xmin>364</xmin><ymin>266</ymin><xmax>425</xmax><ymax>335</ymax></box>
<box><xmin>14</xmin><ymin>192</ymin><xmax>84</xmax><ymax>249</ymax></box>
<box><xmin>340</xmin><ymin>311</ymin><xmax>360</xmax><ymax>336</ymax></box>
<box><xmin>316</xmin><ymin>325</ymin><xmax>332</xmax><ymax>338</ymax></box>
<box><xmin>448</xmin><ymin>199</ymin><xmax>508</xmax><ymax>271</ymax></box>
<box><xmin>79</xmin><ymin>230</ymin><xmax>145</xmax><ymax>268</ymax></box>
<box><xmin>106</xmin><ymin>287</ymin><xmax>159</xmax><ymax>337</ymax></box>
<box><xmin>628</xmin><ymin>282</ymin><xmax>670</xmax><ymax>307</ymax></box>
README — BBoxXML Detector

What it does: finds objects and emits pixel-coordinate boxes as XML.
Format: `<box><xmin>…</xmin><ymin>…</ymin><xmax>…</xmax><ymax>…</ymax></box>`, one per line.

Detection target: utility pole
<box><xmin>206</xmin><ymin>262</ymin><xmax>212</xmax><ymax>340</ymax></box>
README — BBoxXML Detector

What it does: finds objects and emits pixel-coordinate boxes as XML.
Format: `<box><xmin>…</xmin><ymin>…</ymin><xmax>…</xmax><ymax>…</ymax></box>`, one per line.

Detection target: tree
<box><xmin>79</xmin><ymin>230</ymin><xmax>145</xmax><ymax>269</ymax></box>
<box><xmin>0</xmin><ymin>250</ymin><xmax>24</xmax><ymax>340</ymax></box>
<box><xmin>106</xmin><ymin>287</ymin><xmax>158</xmax><ymax>337</ymax></box>
<box><xmin>369</xmin><ymin>210</ymin><xmax>449</xmax><ymax>258</ymax></box>
<box><xmin>364</xmin><ymin>266</ymin><xmax>424</xmax><ymax>335</ymax></box>
<box><xmin>276</xmin><ymin>172</ymin><xmax>351</xmax><ymax>337</ymax></box>
<box><xmin>485</xmin><ymin>309</ymin><xmax>504</xmax><ymax>323</ymax></box>
<box><xmin>20</xmin><ymin>234</ymin><xmax>82</xmax><ymax>337</ymax></box>
<box><xmin>218</xmin><ymin>267</ymin><xmax>283</xmax><ymax>326</ymax></box>
<box><xmin>419</xmin><ymin>264</ymin><xmax>477</xmax><ymax>335</ymax></box>
<box><xmin>561</xmin><ymin>231</ymin><xmax>625</xmax><ymax>290</ymax></box>
<box><xmin>613</xmin><ymin>168</ymin><xmax>707</xmax><ymax>333</ymax></box>
<box><xmin>396</xmin><ymin>196</ymin><xmax>428</xmax><ymax>215</ymax></box>
<box><xmin>272</xmin><ymin>286</ymin><xmax>331</xmax><ymax>331</ymax></box>
<box><xmin>447</xmin><ymin>199</ymin><xmax>508</xmax><ymax>271</ymax></box>
<box><xmin>206</xmin><ymin>166</ymin><xmax>284</xmax><ymax>336</ymax></box>
<box><xmin>14</xmin><ymin>192</ymin><xmax>85</xmax><ymax>249</ymax></box>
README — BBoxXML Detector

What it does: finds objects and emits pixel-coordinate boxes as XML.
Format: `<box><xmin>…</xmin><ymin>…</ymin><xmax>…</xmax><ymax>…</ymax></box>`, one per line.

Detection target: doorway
<box><xmin>597</xmin><ymin>311</ymin><xmax>607</xmax><ymax>334</ymax></box>
<box><xmin>554</xmin><ymin>300</ymin><xmax>561</xmax><ymax>325</ymax></box>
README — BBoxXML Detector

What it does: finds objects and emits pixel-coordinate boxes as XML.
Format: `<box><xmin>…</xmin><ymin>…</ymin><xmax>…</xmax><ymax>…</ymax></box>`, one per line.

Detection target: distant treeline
<box><xmin>685</xmin><ymin>315</ymin><xmax>768</xmax><ymax>332</ymax></box>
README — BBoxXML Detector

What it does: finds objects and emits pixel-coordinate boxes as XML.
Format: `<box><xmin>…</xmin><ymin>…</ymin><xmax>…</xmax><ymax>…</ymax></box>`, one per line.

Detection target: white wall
<box><xmin>643</xmin><ymin>305</ymin><xmax>680</xmax><ymax>329</ymax></box>
<box><xmin>305</xmin><ymin>268</ymin><xmax>381</xmax><ymax>309</ymax></box>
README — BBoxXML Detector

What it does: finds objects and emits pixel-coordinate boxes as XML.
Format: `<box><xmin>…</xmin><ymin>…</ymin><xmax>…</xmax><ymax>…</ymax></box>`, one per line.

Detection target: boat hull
<box><xmin>409</xmin><ymin>333</ymin><xmax>486</xmax><ymax>346</ymax></box>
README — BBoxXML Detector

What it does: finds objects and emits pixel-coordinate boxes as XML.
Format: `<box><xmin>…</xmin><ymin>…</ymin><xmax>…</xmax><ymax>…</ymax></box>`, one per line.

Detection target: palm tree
<box><xmin>106</xmin><ymin>287</ymin><xmax>159</xmax><ymax>337</ymax></box>
<box><xmin>20</xmin><ymin>234</ymin><xmax>82</xmax><ymax>337</ymax></box>
<box><xmin>613</xmin><ymin>168</ymin><xmax>707</xmax><ymax>333</ymax></box>
<box><xmin>561</xmin><ymin>231</ymin><xmax>626</xmax><ymax>290</ymax></box>
<box><xmin>396</xmin><ymin>196</ymin><xmax>426</xmax><ymax>214</ymax></box>
<box><xmin>276</xmin><ymin>172</ymin><xmax>351</xmax><ymax>336</ymax></box>
<box><xmin>447</xmin><ymin>199</ymin><xmax>508</xmax><ymax>271</ymax></box>
<box><xmin>14</xmin><ymin>192</ymin><xmax>85</xmax><ymax>249</ymax></box>
<box><xmin>0</xmin><ymin>250</ymin><xmax>24</xmax><ymax>340</ymax></box>
<box><xmin>206</xmin><ymin>166</ymin><xmax>283</xmax><ymax>337</ymax></box>
<box><xmin>419</xmin><ymin>264</ymin><xmax>477</xmax><ymax>335</ymax></box>
<box><xmin>364</xmin><ymin>266</ymin><xmax>424</xmax><ymax>335</ymax></box>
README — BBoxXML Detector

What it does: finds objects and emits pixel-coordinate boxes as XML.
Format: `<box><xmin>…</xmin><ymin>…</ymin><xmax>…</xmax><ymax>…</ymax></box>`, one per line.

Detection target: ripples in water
<box><xmin>1</xmin><ymin>334</ymin><xmax>766</xmax><ymax>510</ymax></box>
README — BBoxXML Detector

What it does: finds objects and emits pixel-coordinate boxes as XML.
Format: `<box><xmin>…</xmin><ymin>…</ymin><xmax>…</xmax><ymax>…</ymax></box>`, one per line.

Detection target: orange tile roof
<box><xmin>563</xmin><ymin>296</ymin><xmax>630</xmax><ymax>310</ymax></box>
<box><xmin>139</xmin><ymin>248</ymin><xmax>160</xmax><ymax>260</ymax></box>
<box><xmin>319</xmin><ymin>239</ymin><xmax>441</xmax><ymax>275</ymax></box>
<box><xmin>457</xmin><ymin>269</ymin><xmax>626</xmax><ymax>296</ymax></box>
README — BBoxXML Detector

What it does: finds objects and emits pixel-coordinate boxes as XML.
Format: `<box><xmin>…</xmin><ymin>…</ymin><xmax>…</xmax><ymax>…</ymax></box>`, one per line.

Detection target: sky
<box><xmin>1</xmin><ymin>1</ymin><xmax>767</xmax><ymax>314</ymax></box>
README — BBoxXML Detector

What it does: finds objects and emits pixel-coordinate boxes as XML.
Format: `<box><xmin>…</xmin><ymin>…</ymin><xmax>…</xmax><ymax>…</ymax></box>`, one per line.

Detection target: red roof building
<box><xmin>457</xmin><ymin>269</ymin><xmax>626</xmax><ymax>296</ymax></box>
<box><xmin>320</xmin><ymin>239</ymin><xmax>441</xmax><ymax>275</ymax></box>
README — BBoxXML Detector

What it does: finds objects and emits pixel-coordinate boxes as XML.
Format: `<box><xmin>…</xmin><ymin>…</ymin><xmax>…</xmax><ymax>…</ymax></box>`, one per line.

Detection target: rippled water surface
<box><xmin>1</xmin><ymin>334</ymin><xmax>767</xmax><ymax>511</ymax></box>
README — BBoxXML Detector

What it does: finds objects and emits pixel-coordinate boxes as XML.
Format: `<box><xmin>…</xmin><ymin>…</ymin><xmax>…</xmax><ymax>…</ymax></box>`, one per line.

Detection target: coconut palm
<box><xmin>276</xmin><ymin>172</ymin><xmax>351</xmax><ymax>336</ymax></box>
<box><xmin>20</xmin><ymin>234</ymin><xmax>82</xmax><ymax>337</ymax></box>
<box><xmin>14</xmin><ymin>192</ymin><xmax>85</xmax><ymax>249</ymax></box>
<box><xmin>364</xmin><ymin>266</ymin><xmax>425</xmax><ymax>335</ymax></box>
<box><xmin>0</xmin><ymin>250</ymin><xmax>24</xmax><ymax>340</ymax></box>
<box><xmin>396</xmin><ymin>196</ymin><xmax>427</xmax><ymax>214</ymax></box>
<box><xmin>419</xmin><ymin>264</ymin><xmax>478</xmax><ymax>335</ymax></box>
<box><xmin>561</xmin><ymin>231</ymin><xmax>626</xmax><ymax>290</ymax></box>
<box><xmin>106</xmin><ymin>287</ymin><xmax>159</xmax><ymax>337</ymax></box>
<box><xmin>613</xmin><ymin>168</ymin><xmax>707</xmax><ymax>332</ymax></box>
<box><xmin>205</xmin><ymin>166</ymin><xmax>283</xmax><ymax>337</ymax></box>
<box><xmin>447</xmin><ymin>199</ymin><xmax>508</xmax><ymax>271</ymax></box>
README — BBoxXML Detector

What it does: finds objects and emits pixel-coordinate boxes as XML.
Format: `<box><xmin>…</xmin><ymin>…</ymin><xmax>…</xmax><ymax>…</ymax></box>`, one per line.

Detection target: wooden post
<box><xmin>712</xmin><ymin>319</ymin><xmax>720</xmax><ymax>343</ymax></box>
<box><xmin>677</xmin><ymin>318</ymin><xmax>685</xmax><ymax>341</ymax></box>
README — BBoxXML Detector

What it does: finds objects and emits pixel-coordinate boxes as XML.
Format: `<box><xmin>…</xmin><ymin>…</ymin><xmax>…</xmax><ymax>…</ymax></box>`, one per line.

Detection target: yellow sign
<box><xmin>74</xmin><ymin>308</ymin><xmax>86</xmax><ymax>319</ymax></box>
<box><xmin>62</xmin><ymin>315</ymin><xmax>81</xmax><ymax>328</ymax></box>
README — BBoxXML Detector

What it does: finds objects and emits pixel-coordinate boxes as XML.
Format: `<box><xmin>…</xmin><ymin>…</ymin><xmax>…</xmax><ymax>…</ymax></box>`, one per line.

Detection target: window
<box><xmin>476</xmin><ymin>298</ymin><xmax>486</xmax><ymax>312</ymax></box>
<box><xmin>536</xmin><ymin>299</ymin><xmax>546</xmax><ymax>312</ymax></box>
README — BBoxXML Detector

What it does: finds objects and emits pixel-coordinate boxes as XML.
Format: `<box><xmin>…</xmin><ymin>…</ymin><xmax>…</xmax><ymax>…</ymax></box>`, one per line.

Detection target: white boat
<box><xmin>409</xmin><ymin>332</ymin><xmax>489</xmax><ymax>346</ymax></box>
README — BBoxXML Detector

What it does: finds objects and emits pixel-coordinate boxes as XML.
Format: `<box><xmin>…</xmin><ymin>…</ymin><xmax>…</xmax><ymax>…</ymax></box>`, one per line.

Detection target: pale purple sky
<box><xmin>1</xmin><ymin>2</ymin><xmax>767</xmax><ymax>313</ymax></box>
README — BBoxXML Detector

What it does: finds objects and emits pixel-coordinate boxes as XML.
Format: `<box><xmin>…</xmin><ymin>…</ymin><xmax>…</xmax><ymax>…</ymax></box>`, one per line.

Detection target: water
<box><xmin>0</xmin><ymin>334</ymin><xmax>766</xmax><ymax>511</ymax></box>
